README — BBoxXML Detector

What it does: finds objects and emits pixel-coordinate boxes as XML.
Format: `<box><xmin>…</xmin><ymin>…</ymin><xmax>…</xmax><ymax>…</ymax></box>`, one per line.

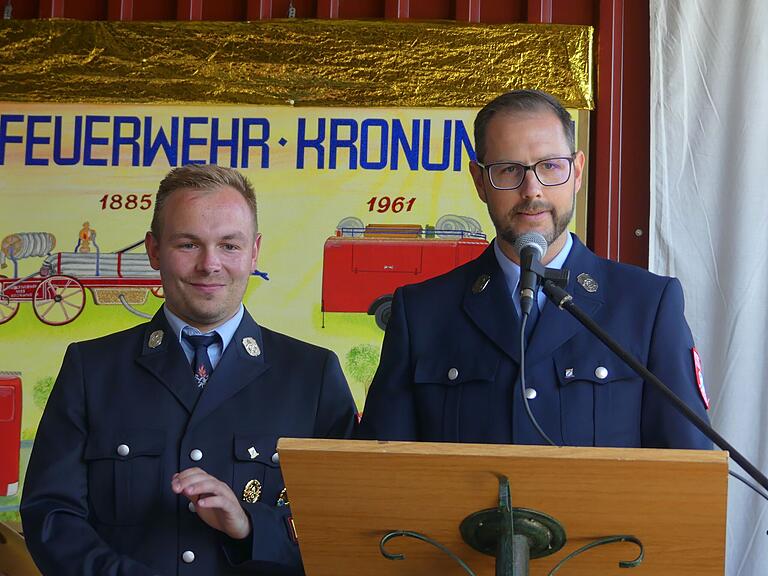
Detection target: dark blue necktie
<box><xmin>523</xmin><ymin>296</ymin><xmax>541</xmax><ymax>344</ymax></box>
<box><xmin>183</xmin><ymin>333</ymin><xmax>219</xmax><ymax>388</ymax></box>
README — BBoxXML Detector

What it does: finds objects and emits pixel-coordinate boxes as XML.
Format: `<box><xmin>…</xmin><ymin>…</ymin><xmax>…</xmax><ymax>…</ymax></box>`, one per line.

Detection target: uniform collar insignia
<box><xmin>242</xmin><ymin>337</ymin><xmax>261</xmax><ymax>357</ymax></box>
<box><xmin>577</xmin><ymin>273</ymin><xmax>598</xmax><ymax>293</ymax></box>
<box><xmin>472</xmin><ymin>274</ymin><xmax>491</xmax><ymax>294</ymax></box>
<box><xmin>148</xmin><ymin>330</ymin><xmax>164</xmax><ymax>349</ymax></box>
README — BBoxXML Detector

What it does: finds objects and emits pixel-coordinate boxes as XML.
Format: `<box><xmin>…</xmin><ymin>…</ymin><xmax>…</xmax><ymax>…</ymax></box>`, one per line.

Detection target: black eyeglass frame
<box><xmin>475</xmin><ymin>153</ymin><xmax>577</xmax><ymax>191</ymax></box>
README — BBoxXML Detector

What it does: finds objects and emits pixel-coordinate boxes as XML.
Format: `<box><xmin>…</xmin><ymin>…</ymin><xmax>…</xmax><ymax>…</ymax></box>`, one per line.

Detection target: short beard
<box><xmin>494</xmin><ymin>190</ymin><xmax>576</xmax><ymax>249</ymax></box>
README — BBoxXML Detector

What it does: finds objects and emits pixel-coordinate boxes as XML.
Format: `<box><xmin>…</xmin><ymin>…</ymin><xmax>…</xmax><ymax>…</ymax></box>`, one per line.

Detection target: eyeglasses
<box><xmin>476</xmin><ymin>155</ymin><xmax>576</xmax><ymax>190</ymax></box>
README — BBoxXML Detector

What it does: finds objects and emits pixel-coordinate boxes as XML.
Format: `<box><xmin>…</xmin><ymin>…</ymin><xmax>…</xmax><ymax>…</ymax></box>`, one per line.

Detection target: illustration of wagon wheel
<box><xmin>32</xmin><ymin>275</ymin><xmax>86</xmax><ymax>326</ymax></box>
<box><xmin>0</xmin><ymin>276</ymin><xmax>20</xmax><ymax>325</ymax></box>
<box><xmin>151</xmin><ymin>285</ymin><xmax>165</xmax><ymax>298</ymax></box>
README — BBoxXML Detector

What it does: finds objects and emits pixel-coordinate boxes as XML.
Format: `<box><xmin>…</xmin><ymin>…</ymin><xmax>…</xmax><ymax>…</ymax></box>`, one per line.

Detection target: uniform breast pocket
<box><xmin>232</xmin><ymin>435</ymin><xmax>284</xmax><ymax>508</ymax></box>
<box><xmin>555</xmin><ymin>354</ymin><xmax>643</xmax><ymax>447</ymax></box>
<box><xmin>413</xmin><ymin>356</ymin><xmax>499</xmax><ymax>441</ymax></box>
<box><xmin>84</xmin><ymin>429</ymin><xmax>165</xmax><ymax>526</ymax></box>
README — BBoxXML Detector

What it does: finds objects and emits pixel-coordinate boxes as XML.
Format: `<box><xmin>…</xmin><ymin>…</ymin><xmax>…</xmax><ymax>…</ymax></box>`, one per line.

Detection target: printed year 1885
<box><xmin>367</xmin><ymin>196</ymin><xmax>416</xmax><ymax>213</ymax></box>
<box><xmin>100</xmin><ymin>194</ymin><xmax>153</xmax><ymax>211</ymax></box>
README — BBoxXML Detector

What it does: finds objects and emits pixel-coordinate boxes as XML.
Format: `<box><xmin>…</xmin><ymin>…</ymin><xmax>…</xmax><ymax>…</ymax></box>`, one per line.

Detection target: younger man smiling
<box><xmin>22</xmin><ymin>164</ymin><xmax>356</xmax><ymax>576</ymax></box>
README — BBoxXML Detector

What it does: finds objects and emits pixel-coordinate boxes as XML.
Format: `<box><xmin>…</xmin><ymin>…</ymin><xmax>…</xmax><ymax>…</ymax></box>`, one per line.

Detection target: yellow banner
<box><xmin>0</xmin><ymin>100</ymin><xmax>587</xmax><ymax>522</ymax></box>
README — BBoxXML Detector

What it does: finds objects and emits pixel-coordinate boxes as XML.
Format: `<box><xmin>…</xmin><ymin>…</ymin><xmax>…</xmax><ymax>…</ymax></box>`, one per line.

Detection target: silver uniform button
<box><xmin>524</xmin><ymin>388</ymin><xmax>537</xmax><ymax>400</ymax></box>
<box><xmin>182</xmin><ymin>550</ymin><xmax>195</xmax><ymax>563</ymax></box>
<box><xmin>595</xmin><ymin>366</ymin><xmax>609</xmax><ymax>380</ymax></box>
<box><xmin>188</xmin><ymin>501</ymin><xmax>196</xmax><ymax>513</ymax></box>
<box><xmin>190</xmin><ymin>449</ymin><xmax>203</xmax><ymax>462</ymax></box>
<box><xmin>116</xmin><ymin>444</ymin><xmax>130</xmax><ymax>457</ymax></box>
<box><xmin>271</xmin><ymin>452</ymin><xmax>279</xmax><ymax>464</ymax></box>
<box><xmin>447</xmin><ymin>368</ymin><xmax>459</xmax><ymax>381</ymax></box>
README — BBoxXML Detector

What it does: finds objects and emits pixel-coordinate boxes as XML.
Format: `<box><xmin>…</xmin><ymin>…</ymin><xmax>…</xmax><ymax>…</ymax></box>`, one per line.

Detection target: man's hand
<box><xmin>172</xmin><ymin>468</ymin><xmax>251</xmax><ymax>540</ymax></box>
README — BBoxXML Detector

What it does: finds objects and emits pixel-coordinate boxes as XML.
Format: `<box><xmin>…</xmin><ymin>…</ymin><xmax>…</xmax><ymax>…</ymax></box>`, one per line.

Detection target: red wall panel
<box><xmin>616</xmin><ymin>0</ymin><xmax>649</xmax><ymax>264</ymax></box>
<box><xmin>479</xmin><ymin>0</ymin><xmax>524</xmax><ymax>23</ymax></box>
<box><xmin>269</xmin><ymin>0</ymin><xmax>316</xmax><ymax>18</ymax></box>
<box><xmin>132</xmin><ymin>0</ymin><xmax>176</xmax><ymax>20</ymax></box>
<box><xmin>61</xmin><ymin>0</ymin><xmax>107</xmax><ymax>19</ymax></box>
<box><xmin>201</xmin><ymin>0</ymin><xmax>246</xmax><ymax>21</ymax></box>
<box><xmin>552</xmin><ymin>0</ymin><xmax>594</xmax><ymax>25</ymax></box>
<box><xmin>408</xmin><ymin>0</ymin><xmax>452</xmax><ymax>20</ymax></box>
<box><xmin>5</xmin><ymin>0</ymin><xmax>39</xmax><ymax>17</ymax></box>
<box><xmin>338</xmin><ymin>0</ymin><xmax>384</xmax><ymax>19</ymax></box>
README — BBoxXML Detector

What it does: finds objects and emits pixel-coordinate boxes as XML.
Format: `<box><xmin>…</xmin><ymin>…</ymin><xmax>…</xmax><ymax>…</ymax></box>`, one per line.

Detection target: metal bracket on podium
<box><xmin>460</xmin><ymin>475</ymin><xmax>566</xmax><ymax>575</ymax></box>
<box><xmin>379</xmin><ymin>475</ymin><xmax>644</xmax><ymax>575</ymax></box>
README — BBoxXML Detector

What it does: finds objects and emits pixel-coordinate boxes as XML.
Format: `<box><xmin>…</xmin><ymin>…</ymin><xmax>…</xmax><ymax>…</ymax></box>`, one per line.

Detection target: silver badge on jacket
<box><xmin>242</xmin><ymin>337</ymin><xmax>261</xmax><ymax>357</ymax></box>
<box><xmin>577</xmin><ymin>273</ymin><xmax>598</xmax><ymax>293</ymax></box>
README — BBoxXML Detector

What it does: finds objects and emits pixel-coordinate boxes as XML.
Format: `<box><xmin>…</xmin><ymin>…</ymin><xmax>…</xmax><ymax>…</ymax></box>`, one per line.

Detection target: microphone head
<box><xmin>513</xmin><ymin>232</ymin><xmax>548</xmax><ymax>259</ymax></box>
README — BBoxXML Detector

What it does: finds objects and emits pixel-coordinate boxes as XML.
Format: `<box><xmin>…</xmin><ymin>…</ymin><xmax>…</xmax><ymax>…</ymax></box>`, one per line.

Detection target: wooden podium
<box><xmin>277</xmin><ymin>439</ymin><xmax>727</xmax><ymax>575</ymax></box>
<box><xmin>0</xmin><ymin>522</ymin><xmax>41</xmax><ymax>576</ymax></box>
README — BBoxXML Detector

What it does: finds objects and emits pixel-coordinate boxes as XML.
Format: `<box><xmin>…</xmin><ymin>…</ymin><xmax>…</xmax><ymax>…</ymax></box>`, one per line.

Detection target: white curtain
<box><xmin>651</xmin><ymin>1</ymin><xmax>768</xmax><ymax>574</ymax></box>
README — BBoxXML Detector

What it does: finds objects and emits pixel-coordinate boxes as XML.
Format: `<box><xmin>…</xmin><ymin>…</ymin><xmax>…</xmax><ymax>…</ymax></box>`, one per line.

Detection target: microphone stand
<box><xmin>542</xmin><ymin>279</ymin><xmax>768</xmax><ymax>493</ymax></box>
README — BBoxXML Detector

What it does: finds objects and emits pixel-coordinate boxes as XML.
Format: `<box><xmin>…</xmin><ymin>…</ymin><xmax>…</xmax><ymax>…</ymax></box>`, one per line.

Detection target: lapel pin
<box><xmin>577</xmin><ymin>273</ymin><xmax>598</xmax><ymax>293</ymax></box>
<box><xmin>277</xmin><ymin>487</ymin><xmax>289</xmax><ymax>507</ymax></box>
<box><xmin>242</xmin><ymin>479</ymin><xmax>262</xmax><ymax>503</ymax></box>
<box><xmin>472</xmin><ymin>274</ymin><xmax>491</xmax><ymax>294</ymax></box>
<box><xmin>247</xmin><ymin>446</ymin><xmax>259</xmax><ymax>460</ymax></box>
<box><xmin>564</xmin><ymin>368</ymin><xmax>574</xmax><ymax>379</ymax></box>
<box><xmin>148</xmin><ymin>330</ymin><xmax>164</xmax><ymax>349</ymax></box>
<box><xmin>242</xmin><ymin>337</ymin><xmax>261</xmax><ymax>357</ymax></box>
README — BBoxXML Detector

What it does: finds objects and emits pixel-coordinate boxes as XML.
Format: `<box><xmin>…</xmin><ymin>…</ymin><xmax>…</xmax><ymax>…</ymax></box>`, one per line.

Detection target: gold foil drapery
<box><xmin>0</xmin><ymin>19</ymin><xmax>593</xmax><ymax>108</ymax></box>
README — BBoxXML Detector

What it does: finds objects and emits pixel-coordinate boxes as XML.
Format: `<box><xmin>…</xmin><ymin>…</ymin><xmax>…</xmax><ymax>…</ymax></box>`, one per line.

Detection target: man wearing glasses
<box><xmin>357</xmin><ymin>90</ymin><xmax>711</xmax><ymax>449</ymax></box>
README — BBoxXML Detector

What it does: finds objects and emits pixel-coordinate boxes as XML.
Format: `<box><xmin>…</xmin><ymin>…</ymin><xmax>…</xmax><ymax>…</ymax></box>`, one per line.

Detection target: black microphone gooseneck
<box><xmin>513</xmin><ymin>232</ymin><xmax>556</xmax><ymax>446</ymax></box>
<box><xmin>542</xmin><ymin>279</ymin><xmax>768</xmax><ymax>493</ymax></box>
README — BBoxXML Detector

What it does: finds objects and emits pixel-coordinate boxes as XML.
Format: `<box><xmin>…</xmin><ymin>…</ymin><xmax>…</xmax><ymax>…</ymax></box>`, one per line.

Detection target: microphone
<box><xmin>513</xmin><ymin>232</ymin><xmax>547</xmax><ymax>316</ymax></box>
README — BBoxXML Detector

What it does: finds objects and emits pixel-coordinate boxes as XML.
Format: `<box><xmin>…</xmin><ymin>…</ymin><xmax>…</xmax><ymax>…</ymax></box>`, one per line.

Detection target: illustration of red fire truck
<box><xmin>0</xmin><ymin>372</ymin><xmax>22</xmax><ymax>497</ymax></box>
<box><xmin>322</xmin><ymin>216</ymin><xmax>489</xmax><ymax>330</ymax></box>
<box><xmin>0</xmin><ymin>232</ymin><xmax>162</xmax><ymax>326</ymax></box>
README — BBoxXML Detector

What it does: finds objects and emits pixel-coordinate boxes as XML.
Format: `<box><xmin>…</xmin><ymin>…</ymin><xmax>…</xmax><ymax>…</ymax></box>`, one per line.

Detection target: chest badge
<box><xmin>577</xmin><ymin>273</ymin><xmax>598</xmax><ymax>293</ymax></box>
<box><xmin>277</xmin><ymin>487</ymin><xmax>290</xmax><ymax>507</ymax></box>
<box><xmin>472</xmin><ymin>274</ymin><xmax>491</xmax><ymax>294</ymax></box>
<box><xmin>148</xmin><ymin>330</ymin><xmax>164</xmax><ymax>349</ymax></box>
<box><xmin>242</xmin><ymin>479</ymin><xmax>262</xmax><ymax>503</ymax></box>
<box><xmin>242</xmin><ymin>337</ymin><xmax>261</xmax><ymax>357</ymax></box>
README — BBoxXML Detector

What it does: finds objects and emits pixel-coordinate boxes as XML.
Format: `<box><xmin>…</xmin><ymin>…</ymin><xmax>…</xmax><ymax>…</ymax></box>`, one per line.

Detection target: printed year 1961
<box><xmin>367</xmin><ymin>196</ymin><xmax>416</xmax><ymax>213</ymax></box>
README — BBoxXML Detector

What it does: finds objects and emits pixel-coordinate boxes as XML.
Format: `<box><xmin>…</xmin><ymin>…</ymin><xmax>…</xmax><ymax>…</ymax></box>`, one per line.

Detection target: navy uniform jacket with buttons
<box><xmin>357</xmin><ymin>237</ymin><xmax>712</xmax><ymax>448</ymax></box>
<box><xmin>21</xmin><ymin>308</ymin><xmax>357</xmax><ymax>576</ymax></box>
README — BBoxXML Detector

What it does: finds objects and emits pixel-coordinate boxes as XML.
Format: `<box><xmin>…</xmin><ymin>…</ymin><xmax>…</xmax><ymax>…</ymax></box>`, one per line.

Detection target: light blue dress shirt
<box><xmin>163</xmin><ymin>303</ymin><xmax>245</xmax><ymax>370</ymax></box>
<box><xmin>493</xmin><ymin>232</ymin><xmax>573</xmax><ymax>317</ymax></box>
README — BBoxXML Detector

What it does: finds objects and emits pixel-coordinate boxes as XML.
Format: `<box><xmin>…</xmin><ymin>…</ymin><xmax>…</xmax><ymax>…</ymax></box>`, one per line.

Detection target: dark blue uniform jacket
<box><xmin>358</xmin><ymin>237</ymin><xmax>712</xmax><ymax>449</ymax></box>
<box><xmin>21</xmin><ymin>309</ymin><xmax>356</xmax><ymax>576</ymax></box>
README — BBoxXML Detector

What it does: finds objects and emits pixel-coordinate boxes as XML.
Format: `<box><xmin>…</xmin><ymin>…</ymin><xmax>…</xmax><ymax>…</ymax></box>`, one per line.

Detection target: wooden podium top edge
<box><xmin>277</xmin><ymin>438</ymin><xmax>728</xmax><ymax>465</ymax></box>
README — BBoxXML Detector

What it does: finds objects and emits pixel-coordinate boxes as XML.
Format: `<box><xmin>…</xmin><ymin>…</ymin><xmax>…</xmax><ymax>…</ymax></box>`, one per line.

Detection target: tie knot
<box><xmin>183</xmin><ymin>332</ymin><xmax>220</xmax><ymax>350</ymax></box>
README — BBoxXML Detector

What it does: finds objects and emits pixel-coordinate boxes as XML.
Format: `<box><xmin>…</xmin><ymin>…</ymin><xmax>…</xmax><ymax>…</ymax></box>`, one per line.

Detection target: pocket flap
<box><xmin>554</xmin><ymin>355</ymin><xmax>636</xmax><ymax>386</ymax></box>
<box><xmin>84</xmin><ymin>428</ymin><xmax>165</xmax><ymax>460</ymax></box>
<box><xmin>414</xmin><ymin>356</ymin><xmax>498</xmax><ymax>386</ymax></box>
<box><xmin>233</xmin><ymin>435</ymin><xmax>280</xmax><ymax>466</ymax></box>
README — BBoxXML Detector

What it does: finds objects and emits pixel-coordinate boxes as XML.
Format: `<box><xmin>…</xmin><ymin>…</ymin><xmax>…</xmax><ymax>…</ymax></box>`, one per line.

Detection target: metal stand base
<box><xmin>459</xmin><ymin>476</ymin><xmax>565</xmax><ymax>576</ymax></box>
<box><xmin>460</xmin><ymin>506</ymin><xmax>567</xmax><ymax>559</ymax></box>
